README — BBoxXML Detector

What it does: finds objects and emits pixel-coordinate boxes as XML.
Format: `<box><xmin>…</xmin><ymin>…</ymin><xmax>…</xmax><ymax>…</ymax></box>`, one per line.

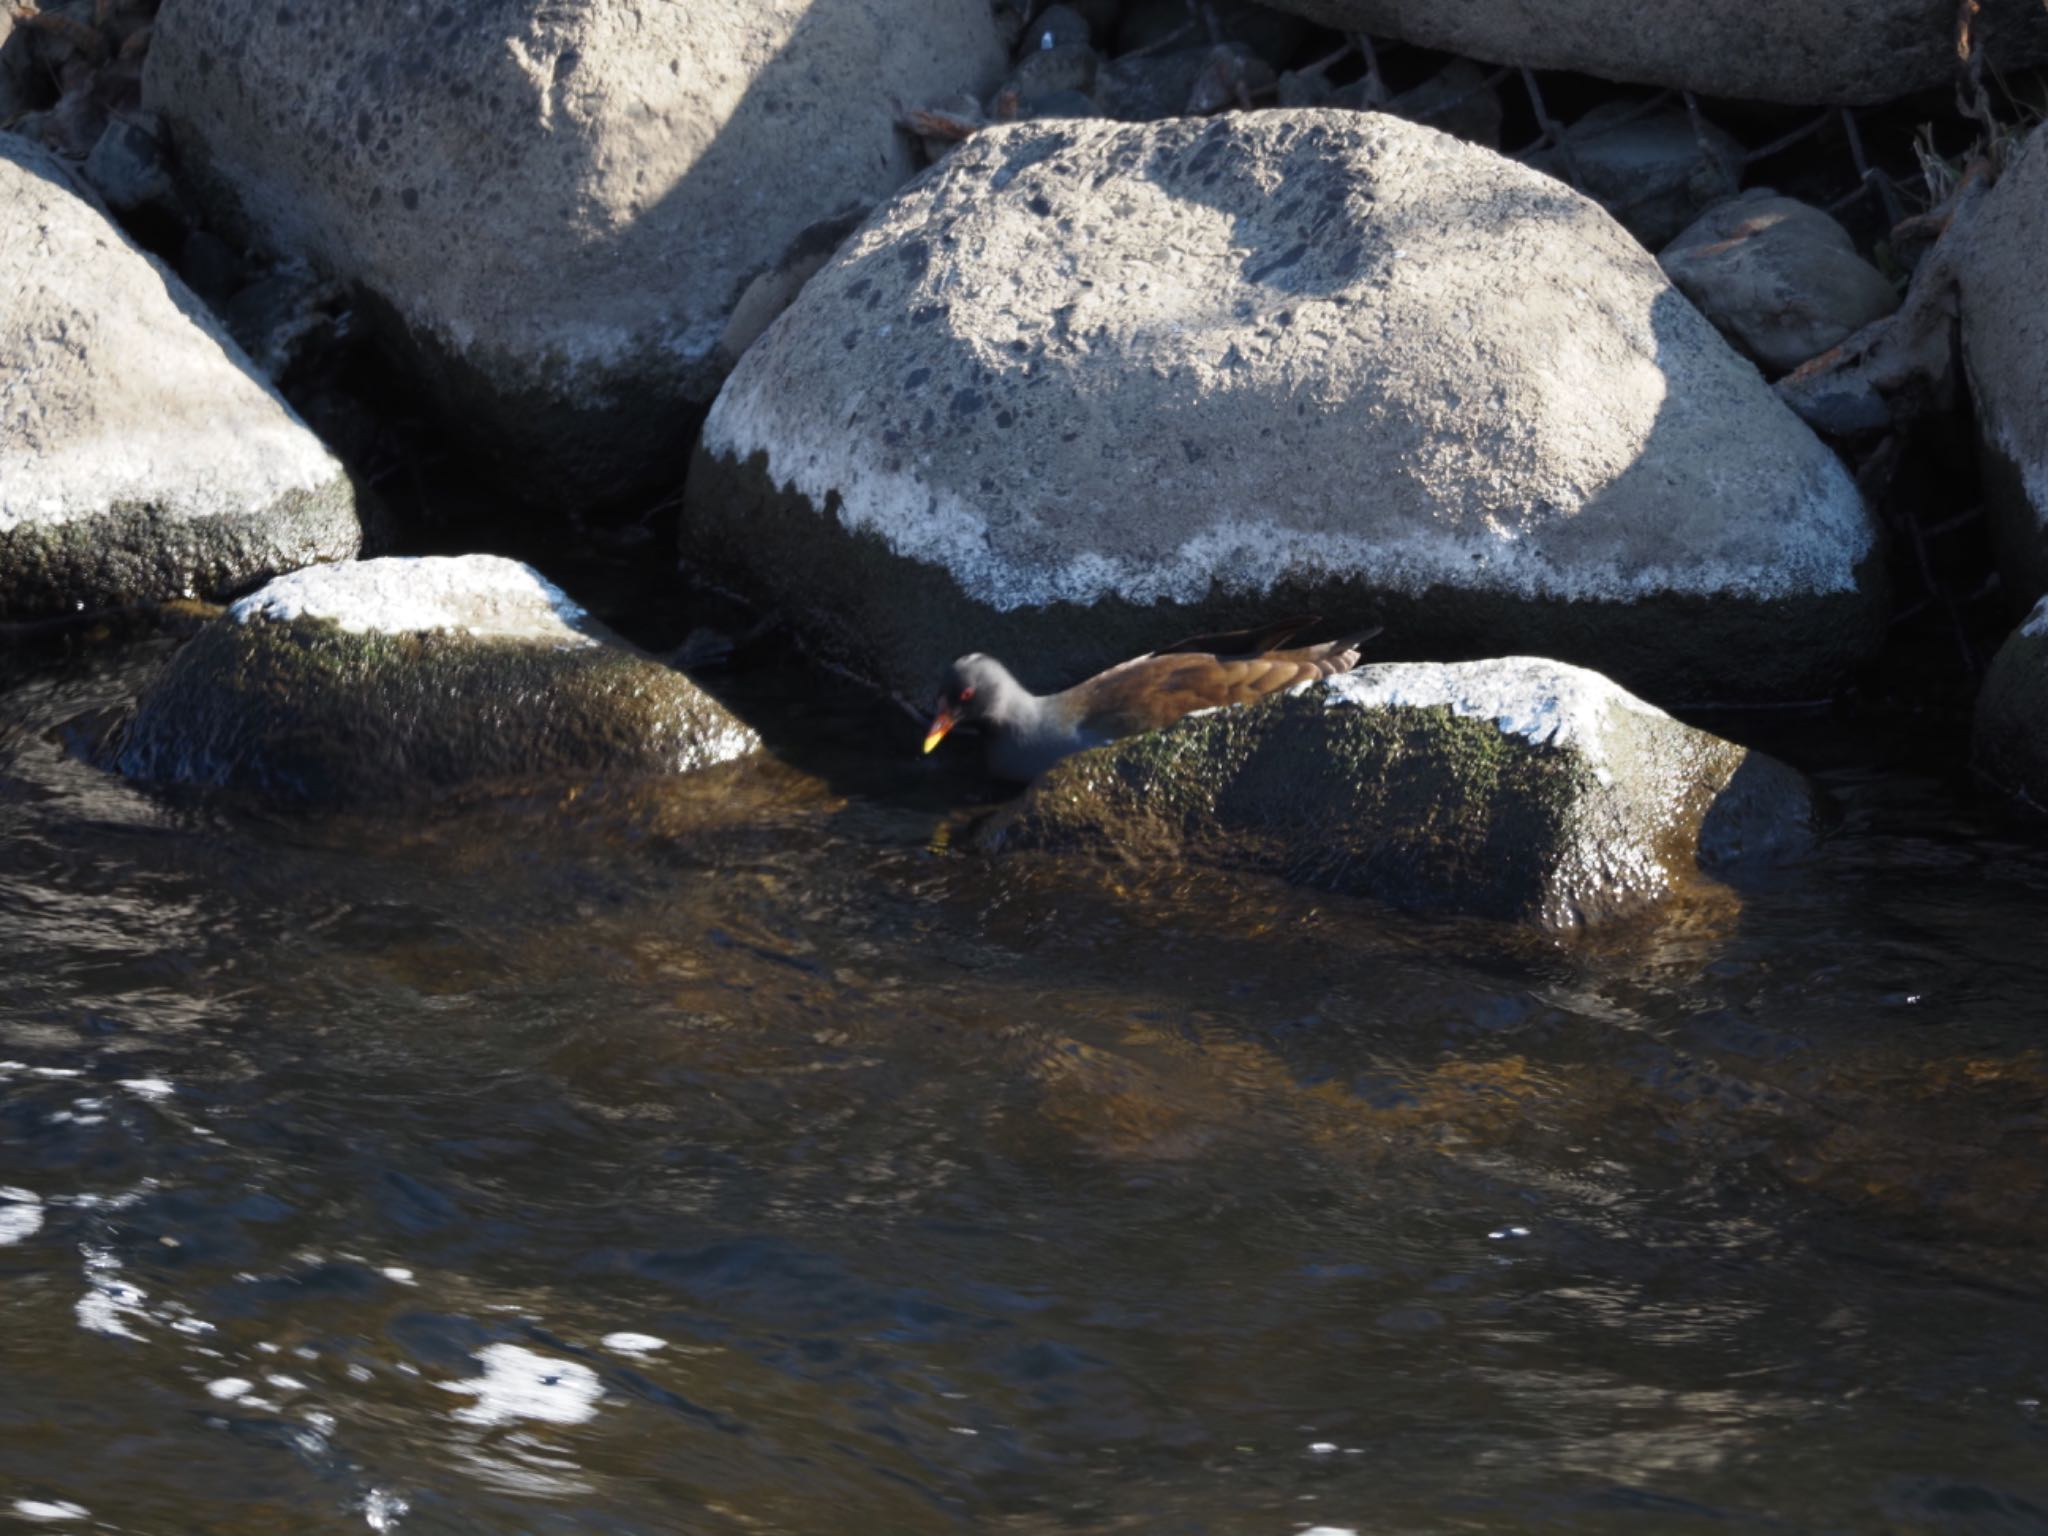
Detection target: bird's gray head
<box><xmin>923</xmin><ymin>653</ymin><xmax>1021</xmax><ymax>753</ymax></box>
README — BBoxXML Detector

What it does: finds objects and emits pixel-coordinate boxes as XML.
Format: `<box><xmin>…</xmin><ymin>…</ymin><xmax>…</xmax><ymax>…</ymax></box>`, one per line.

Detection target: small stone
<box><xmin>81</xmin><ymin>113</ymin><xmax>179</xmax><ymax>216</ymax></box>
<box><xmin>1528</xmin><ymin>98</ymin><xmax>1743</xmax><ymax>249</ymax></box>
<box><xmin>1002</xmin><ymin>41</ymin><xmax>1097</xmax><ymax>101</ymax></box>
<box><xmin>1386</xmin><ymin>58</ymin><xmax>1502</xmax><ymax>148</ymax></box>
<box><xmin>1661</xmin><ymin>189</ymin><xmax>1899</xmax><ymax>376</ymax></box>
<box><xmin>1023</xmin><ymin>3</ymin><xmax>1092</xmax><ymax>51</ymax></box>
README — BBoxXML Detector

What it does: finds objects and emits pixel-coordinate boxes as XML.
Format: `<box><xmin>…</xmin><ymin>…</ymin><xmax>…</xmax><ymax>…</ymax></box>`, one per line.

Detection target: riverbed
<box><xmin>3</xmin><ymin>637</ymin><xmax>2045</xmax><ymax>1534</ymax></box>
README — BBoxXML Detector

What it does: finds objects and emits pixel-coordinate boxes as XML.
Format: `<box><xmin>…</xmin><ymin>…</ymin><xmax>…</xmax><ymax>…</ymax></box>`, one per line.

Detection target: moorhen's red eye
<box><xmin>959</xmin><ymin>686</ymin><xmax>976</xmax><ymax>703</ymax></box>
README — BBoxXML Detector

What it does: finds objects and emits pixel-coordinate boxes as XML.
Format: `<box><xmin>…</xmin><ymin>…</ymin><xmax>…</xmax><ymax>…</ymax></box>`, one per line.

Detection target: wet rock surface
<box><xmin>1973</xmin><ymin>600</ymin><xmax>2048</xmax><ymax>811</ymax></box>
<box><xmin>1256</xmin><ymin>0</ymin><xmax>2048</xmax><ymax>105</ymax></box>
<box><xmin>112</xmin><ymin>555</ymin><xmax>758</xmax><ymax>806</ymax></box>
<box><xmin>687</xmin><ymin>111</ymin><xmax>1883</xmax><ymax>710</ymax></box>
<box><xmin>0</xmin><ymin>133</ymin><xmax>360</xmax><ymax>623</ymax></box>
<box><xmin>1957</xmin><ymin>125</ymin><xmax>2048</xmax><ymax>607</ymax></box>
<box><xmin>141</xmin><ymin>0</ymin><xmax>1005</xmax><ymax>513</ymax></box>
<box><xmin>978</xmin><ymin>657</ymin><xmax>1814</xmax><ymax>929</ymax></box>
<box><xmin>1660</xmin><ymin>190</ymin><xmax>1901</xmax><ymax>377</ymax></box>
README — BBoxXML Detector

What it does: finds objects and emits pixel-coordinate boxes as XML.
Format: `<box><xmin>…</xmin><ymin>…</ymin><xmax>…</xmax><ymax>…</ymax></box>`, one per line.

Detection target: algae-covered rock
<box><xmin>977</xmin><ymin>657</ymin><xmax>1813</xmax><ymax>929</ymax></box>
<box><xmin>1973</xmin><ymin>600</ymin><xmax>2048</xmax><ymax>812</ymax></box>
<box><xmin>0</xmin><ymin>133</ymin><xmax>360</xmax><ymax>622</ymax></box>
<box><xmin>113</xmin><ymin>556</ymin><xmax>757</xmax><ymax>806</ymax></box>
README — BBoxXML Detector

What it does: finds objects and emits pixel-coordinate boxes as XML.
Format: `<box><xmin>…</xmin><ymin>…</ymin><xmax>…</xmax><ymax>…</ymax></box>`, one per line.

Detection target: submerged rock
<box><xmin>1255</xmin><ymin>0</ymin><xmax>2048</xmax><ymax>105</ymax></box>
<box><xmin>687</xmin><ymin>112</ymin><xmax>1883</xmax><ymax>710</ymax></box>
<box><xmin>978</xmin><ymin>657</ymin><xmax>1813</xmax><ymax>929</ymax></box>
<box><xmin>0</xmin><ymin>134</ymin><xmax>360</xmax><ymax>623</ymax></box>
<box><xmin>113</xmin><ymin>556</ymin><xmax>758</xmax><ymax>807</ymax></box>
<box><xmin>1973</xmin><ymin>600</ymin><xmax>2048</xmax><ymax>812</ymax></box>
<box><xmin>1957</xmin><ymin>125</ymin><xmax>2048</xmax><ymax>606</ymax></box>
<box><xmin>142</xmin><ymin>0</ymin><xmax>1005</xmax><ymax>513</ymax></box>
<box><xmin>1661</xmin><ymin>190</ymin><xmax>1900</xmax><ymax>377</ymax></box>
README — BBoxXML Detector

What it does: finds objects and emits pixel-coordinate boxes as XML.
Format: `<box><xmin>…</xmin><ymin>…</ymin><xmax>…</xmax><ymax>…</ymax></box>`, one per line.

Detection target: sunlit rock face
<box><xmin>112</xmin><ymin>555</ymin><xmax>758</xmax><ymax>807</ymax></box>
<box><xmin>977</xmin><ymin>657</ymin><xmax>1815</xmax><ymax>930</ymax></box>
<box><xmin>686</xmin><ymin>112</ymin><xmax>1883</xmax><ymax>712</ymax></box>
<box><xmin>142</xmin><ymin>0</ymin><xmax>1006</xmax><ymax>511</ymax></box>
<box><xmin>0</xmin><ymin>135</ymin><xmax>359</xmax><ymax>622</ymax></box>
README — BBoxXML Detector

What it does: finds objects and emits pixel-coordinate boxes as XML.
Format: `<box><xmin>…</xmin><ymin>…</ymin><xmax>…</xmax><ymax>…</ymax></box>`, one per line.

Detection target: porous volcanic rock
<box><xmin>0</xmin><ymin>134</ymin><xmax>359</xmax><ymax>622</ymax></box>
<box><xmin>1974</xmin><ymin>599</ymin><xmax>2048</xmax><ymax>812</ymax></box>
<box><xmin>686</xmin><ymin>112</ymin><xmax>1882</xmax><ymax>709</ymax></box>
<box><xmin>1957</xmin><ymin>125</ymin><xmax>2048</xmax><ymax>607</ymax></box>
<box><xmin>1252</xmin><ymin>0</ymin><xmax>2048</xmax><ymax>106</ymax></box>
<box><xmin>1661</xmin><ymin>190</ymin><xmax>1900</xmax><ymax>377</ymax></box>
<box><xmin>112</xmin><ymin>555</ymin><xmax>757</xmax><ymax>806</ymax></box>
<box><xmin>142</xmin><ymin>0</ymin><xmax>1006</xmax><ymax>512</ymax></box>
<box><xmin>977</xmin><ymin>657</ymin><xmax>1814</xmax><ymax>929</ymax></box>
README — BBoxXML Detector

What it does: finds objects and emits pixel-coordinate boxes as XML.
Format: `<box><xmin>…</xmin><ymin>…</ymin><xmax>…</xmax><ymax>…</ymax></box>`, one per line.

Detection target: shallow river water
<box><xmin>4</xmin><ymin>638</ymin><xmax>2047</xmax><ymax>1535</ymax></box>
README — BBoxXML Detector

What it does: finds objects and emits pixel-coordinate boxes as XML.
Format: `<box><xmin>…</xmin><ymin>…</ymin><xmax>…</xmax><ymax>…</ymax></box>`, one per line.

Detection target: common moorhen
<box><xmin>922</xmin><ymin>616</ymin><xmax>1382</xmax><ymax>781</ymax></box>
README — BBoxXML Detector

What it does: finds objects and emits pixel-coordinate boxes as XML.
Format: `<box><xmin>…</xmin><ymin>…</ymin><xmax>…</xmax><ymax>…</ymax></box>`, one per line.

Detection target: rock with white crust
<box><xmin>685</xmin><ymin>111</ymin><xmax>1883</xmax><ymax>710</ymax></box>
<box><xmin>112</xmin><ymin>556</ymin><xmax>757</xmax><ymax>805</ymax></box>
<box><xmin>978</xmin><ymin>656</ymin><xmax>1814</xmax><ymax>929</ymax></box>
<box><xmin>0</xmin><ymin>134</ymin><xmax>359</xmax><ymax>622</ymax></box>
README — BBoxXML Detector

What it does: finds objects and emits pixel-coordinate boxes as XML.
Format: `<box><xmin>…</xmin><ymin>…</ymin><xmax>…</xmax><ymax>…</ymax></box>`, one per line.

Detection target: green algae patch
<box><xmin>978</xmin><ymin>660</ymin><xmax>1814</xmax><ymax>930</ymax></box>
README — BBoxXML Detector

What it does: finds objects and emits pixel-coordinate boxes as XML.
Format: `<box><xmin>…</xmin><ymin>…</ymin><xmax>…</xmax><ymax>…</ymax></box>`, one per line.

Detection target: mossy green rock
<box><xmin>113</xmin><ymin>556</ymin><xmax>757</xmax><ymax>807</ymax></box>
<box><xmin>1973</xmin><ymin>602</ymin><xmax>2048</xmax><ymax>811</ymax></box>
<box><xmin>977</xmin><ymin>658</ymin><xmax>1813</xmax><ymax>929</ymax></box>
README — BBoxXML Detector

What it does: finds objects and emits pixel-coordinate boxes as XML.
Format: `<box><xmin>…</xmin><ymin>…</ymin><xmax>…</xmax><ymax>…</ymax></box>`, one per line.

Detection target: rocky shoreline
<box><xmin>4</xmin><ymin>0</ymin><xmax>2047</xmax><ymax>925</ymax></box>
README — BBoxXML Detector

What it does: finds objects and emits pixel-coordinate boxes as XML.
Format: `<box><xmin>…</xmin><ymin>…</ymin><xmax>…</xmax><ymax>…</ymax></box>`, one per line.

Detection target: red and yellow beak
<box><xmin>922</xmin><ymin>707</ymin><xmax>955</xmax><ymax>754</ymax></box>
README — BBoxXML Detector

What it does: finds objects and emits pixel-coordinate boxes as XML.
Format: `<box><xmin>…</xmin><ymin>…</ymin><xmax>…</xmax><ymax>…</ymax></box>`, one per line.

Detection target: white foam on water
<box><xmin>0</xmin><ymin>1188</ymin><xmax>44</xmax><ymax>1246</ymax></box>
<box><xmin>206</xmin><ymin>1376</ymin><xmax>254</xmax><ymax>1400</ymax></box>
<box><xmin>437</xmin><ymin>1343</ymin><xmax>603</xmax><ymax>1427</ymax></box>
<box><xmin>600</xmin><ymin>1332</ymin><xmax>666</xmax><ymax>1355</ymax></box>
<box><xmin>118</xmin><ymin>1077</ymin><xmax>176</xmax><ymax>1101</ymax></box>
<box><xmin>75</xmin><ymin>1245</ymin><xmax>149</xmax><ymax>1340</ymax></box>
<box><xmin>11</xmin><ymin>1501</ymin><xmax>89</xmax><ymax>1522</ymax></box>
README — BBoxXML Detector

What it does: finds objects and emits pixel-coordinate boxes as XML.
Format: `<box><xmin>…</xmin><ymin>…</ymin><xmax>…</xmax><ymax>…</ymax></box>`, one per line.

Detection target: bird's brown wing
<box><xmin>1071</xmin><ymin>647</ymin><xmax>1360</xmax><ymax>737</ymax></box>
<box><xmin>1149</xmin><ymin>613</ymin><xmax>1322</xmax><ymax>658</ymax></box>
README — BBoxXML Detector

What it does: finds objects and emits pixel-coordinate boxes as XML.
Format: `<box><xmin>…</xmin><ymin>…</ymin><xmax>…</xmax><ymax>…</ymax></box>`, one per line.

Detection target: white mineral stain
<box><xmin>230</xmin><ymin>556</ymin><xmax>596</xmax><ymax>645</ymax></box>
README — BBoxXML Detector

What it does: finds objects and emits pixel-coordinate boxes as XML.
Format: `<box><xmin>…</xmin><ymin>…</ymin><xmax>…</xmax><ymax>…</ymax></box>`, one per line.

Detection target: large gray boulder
<box><xmin>111</xmin><ymin>556</ymin><xmax>758</xmax><ymax>806</ymax></box>
<box><xmin>1957</xmin><ymin>126</ymin><xmax>2048</xmax><ymax>606</ymax></box>
<box><xmin>978</xmin><ymin>657</ymin><xmax>1814</xmax><ymax>930</ymax></box>
<box><xmin>1257</xmin><ymin>0</ymin><xmax>2048</xmax><ymax>106</ymax></box>
<box><xmin>1973</xmin><ymin>599</ymin><xmax>2048</xmax><ymax>812</ymax></box>
<box><xmin>687</xmin><ymin>112</ymin><xmax>1883</xmax><ymax>709</ymax></box>
<box><xmin>0</xmin><ymin>134</ymin><xmax>359</xmax><ymax>622</ymax></box>
<box><xmin>142</xmin><ymin>0</ymin><xmax>1006</xmax><ymax>512</ymax></box>
<box><xmin>1661</xmin><ymin>190</ymin><xmax>1900</xmax><ymax>377</ymax></box>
